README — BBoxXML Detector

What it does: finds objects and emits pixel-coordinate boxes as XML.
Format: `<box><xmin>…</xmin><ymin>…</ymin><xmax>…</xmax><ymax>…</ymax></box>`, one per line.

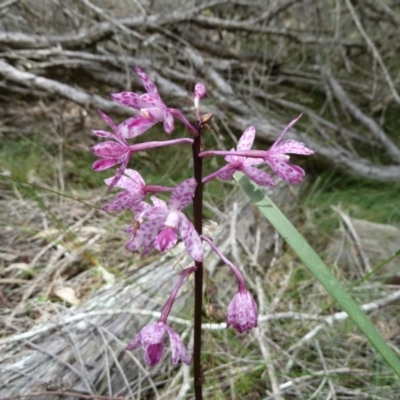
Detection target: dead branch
<box><xmin>0</xmin><ymin>59</ymin><xmax>130</xmax><ymax>114</ymax></box>
<box><xmin>1</xmin><ymin>3</ymin><xmax>400</xmax><ymax>182</ymax></box>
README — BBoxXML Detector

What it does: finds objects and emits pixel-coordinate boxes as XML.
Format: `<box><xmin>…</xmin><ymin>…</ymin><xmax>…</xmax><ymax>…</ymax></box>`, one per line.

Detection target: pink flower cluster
<box><xmin>91</xmin><ymin>66</ymin><xmax>314</xmax><ymax>366</ymax></box>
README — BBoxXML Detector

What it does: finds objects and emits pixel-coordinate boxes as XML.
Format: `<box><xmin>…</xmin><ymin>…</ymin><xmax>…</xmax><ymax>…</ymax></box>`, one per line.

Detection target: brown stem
<box><xmin>192</xmin><ymin>122</ymin><xmax>203</xmax><ymax>400</ymax></box>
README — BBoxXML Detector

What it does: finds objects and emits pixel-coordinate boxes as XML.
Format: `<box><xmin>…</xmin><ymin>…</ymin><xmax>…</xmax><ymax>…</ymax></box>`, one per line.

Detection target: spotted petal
<box><xmin>273</xmin><ymin>139</ymin><xmax>314</xmax><ymax>155</ymax></box>
<box><xmin>117</xmin><ymin>115</ymin><xmax>158</xmax><ymax>138</ymax></box>
<box><xmin>135</xmin><ymin>66</ymin><xmax>161</xmax><ymax>99</ymax></box>
<box><xmin>237</xmin><ymin>126</ymin><xmax>256</xmax><ymax>151</ymax></box>
<box><xmin>165</xmin><ymin>325</ymin><xmax>191</xmax><ymax>365</ymax></box>
<box><xmin>125</xmin><ymin>217</ymin><xmax>163</xmax><ymax>252</ymax></box>
<box><xmin>104</xmin><ymin>169</ymin><xmax>144</xmax><ymax>191</ymax></box>
<box><xmin>91</xmin><ymin>130</ymin><xmax>115</xmax><ymax>139</ymax></box>
<box><xmin>163</xmin><ymin>109</ymin><xmax>174</xmax><ymax>134</ymax></box>
<box><xmin>217</xmin><ymin>166</ymin><xmax>236</xmax><ymax>181</ymax></box>
<box><xmin>92</xmin><ymin>159</ymin><xmax>119</xmax><ymax>171</ymax></box>
<box><xmin>103</xmin><ymin>191</ymin><xmax>142</xmax><ymax>212</ymax></box>
<box><xmin>98</xmin><ymin>109</ymin><xmax>116</xmax><ymax>131</ymax></box>
<box><xmin>91</xmin><ymin>142</ymin><xmax>127</xmax><ymax>158</ymax></box>
<box><xmin>111</xmin><ymin>92</ymin><xmax>141</xmax><ymax>110</ymax></box>
<box><xmin>180</xmin><ymin>215</ymin><xmax>203</xmax><ymax>262</ymax></box>
<box><xmin>169</xmin><ymin>179</ymin><xmax>196</xmax><ymax>210</ymax></box>
<box><xmin>270</xmin><ymin>159</ymin><xmax>305</xmax><ymax>184</ymax></box>
<box><xmin>125</xmin><ymin>332</ymin><xmax>141</xmax><ymax>351</ymax></box>
<box><xmin>241</xmin><ymin>165</ymin><xmax>275</xmax><ymax>187</ymax></box>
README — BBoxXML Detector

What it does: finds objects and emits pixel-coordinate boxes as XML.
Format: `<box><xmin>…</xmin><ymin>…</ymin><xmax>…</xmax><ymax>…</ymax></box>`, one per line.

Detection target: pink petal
<box><xmin>151</xmin><ymin>196</ymin><xmax>168</xmax><ymax>209</ymax></box>
<box><xmin>169</xmin><ymin>108</ymin><xmax>197</xmax><ymax>134</ymax></box>
<box><xmin>144</xmin><ymin>106</ymin><xmax>164</xmax><ymax>121</ymax></box>
<box><xmin>163</xmin><ymin>109</ymin><xmax>174</xmax><ymax>134</ymax></box>
<box><xmin>165</xmin><ymin>326</ymin><xmax>191</xmax><ymax>365</ymax></box>
<box><xmin>169</xmin><ymin>179</ymin><xmax>196</xmax><ymax>210</ymax></box>
<box><xmin>107</xmin><ymin>156</ymin><xmax>130</xmax><ymax>190</ymax></box>
<box><xmin>125</xmin><ymin>332</ymin><xmax>141</xmax><ymax>350</ymax></box>
<box><xmin>155</xmin><ymin>227</ymin><xmax>178</xmax><ymax>252</ymax></box>
<box><xmin>91</xmin><ymin>130</ymin><xmax>115</xmax><ymax>139</ymax></box>
<box><xmin>117</xmin><ymin>115</ymin><xmax>157</xmax><ymax>138</ymax></box>
<box><xmin>144</xmin><ymin>205</ymin><xmax>169</xmax><ymax>221</ymax></box>
<box><xmin>225</xmin><ymin>148</ymin><xmax>239</xmax><ymax>163</ymax></box>
<box><xmin>141</xmin><ymin>321</ymin><xmax>166</xmax><ymax>344</ymax></box>
<box><xmin>139</xmin><ymin>94</ymin><xmax>165</xmax><ymax>108</ymax></box>
<box><xmin>243</xmin><ymin>156</ymin><xmax>264</xmax><ymax>166</ymax></box>
<box><xmin>180</xmin><ymin>215</ymin><xmax>203</xmax><ymax>262</ymax></box>
<box><xmin>144</xmin><ymin>343</ymin><xmax>164</xmax><ymax>366</ymax></box>
<box><xmin>104</xmin><ymin>169</ymin><xmax>144</xmax><ymax>191</ymax></box>
<box><xmin>142</xmin><ymin>240</ymin><xmax>157</xmax><ymax>256</ymax></box>
<box><xmin>132</xmin><ymin>201</ymin><xmax>152</xmax><ymax>219</ymax></box>
<box><xmin>270</xmin><ymin>114</ymin><xmax>302</xmax><ymax>149</ymax></box>
<box><xmin>104</xmin><ymin>175</ymin><xmax>134</xmax><ymax>190</ymax></box>
<box><xmin>125</xmin><ymin>169</ymin><xmax>145</xmax><ymax>184</ymax></box>
<box><xmin>237</xmin><ymin>126</ymin><xmax>256</xmax><ymax>151</ymax></box>
<box><xmin>270</xmin><ymin>160</ymin><xmax>305</xmax><ymax>184</ymax></box>
<box><xmin>91</xmin><ymin>142</ymin><xmax>127</xmax><ymax>158</ymax></box>
<box><xmin>217</xmin><ymin>166</ymin><xmax>235</xmax><ymax>181</ymax></box>
<box><xmin>103</xmin><ymin>191</ymin><xmax>142</xmax><ymax>212</ymax></box>
<box><xmin>135</xmin><ymin>66</ymin><xmax>161</xmax><ymax>99</ymax></box>
<box><xmin>111</xmin><ymin>92</ymin><xmax>141</xmax><ymax>109</ymax></box>
<box><xmin>92</xmin><ymin>159</ymin><xmax>118</xmax><ymax>171</ymax></box>
<box><xmin>125</xmin><ymin>217</ymin><xmax>163</xmax><ymax>252</ymax></box>
<box><xmin>272</xmin><ymin>139</ymin><xmax>314</xmax><ymax>155</ymax></box>
<box><xmin>97</xmin><ymin>110</ymin><xmax>116</xmax><ymax>131</ymax></box>
<box><xmin>140</xmin><ymin>322</ymin><xmax>166</xmax><ymax>366</ymax></box>
<box><xmin>241</xmin><ymin>165</ymin><xmax>276</xmax><ymax>187</ymax></box>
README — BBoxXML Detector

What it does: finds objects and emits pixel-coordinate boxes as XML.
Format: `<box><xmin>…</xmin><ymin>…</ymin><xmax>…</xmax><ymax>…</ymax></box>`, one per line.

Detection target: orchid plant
<box><xmin>91</xmin><ymin>67</ymin><xmax>314</xmax><ymax>399</ymax></box>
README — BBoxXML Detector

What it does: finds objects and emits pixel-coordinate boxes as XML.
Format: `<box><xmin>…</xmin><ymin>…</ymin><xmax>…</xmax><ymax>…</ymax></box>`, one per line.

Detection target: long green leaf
<box><xmin>235</xmin><ymin>172</ymin><xmax>400</xmax><ymax>377</ymax></box>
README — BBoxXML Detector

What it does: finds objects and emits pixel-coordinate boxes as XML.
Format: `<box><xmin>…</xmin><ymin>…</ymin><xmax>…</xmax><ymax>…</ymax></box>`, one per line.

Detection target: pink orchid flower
<box><xmin>202</xmin><ymin>126</ymin><xmax>275</xmax><ymax>186</ymax></box>
<box><xmin>200</xmin><ymin>114</ymin><xmax>314</xmax><ymax>185</ymax></box>
<box><xmin>91</xmin><ymin>111</ymin><xmax>132</xmax><ymax>189</ymax></box>
<box><xmin>263</xmin><ymin>114</ymin><xmax>314</xmax><ymax>184</ymax></box>
<box><xmin>91</xmin><ymin>111</ymin><xmax>193</xmax><ymax>190</ymax></box>
<box><xmin>125</xmin><ymin>178</ymin><xmax>203</xmax><ymax>262</ymax></box>
<box><xmin>103</xmin><ymin>169</ymin><xmax>173</xmax><ymax>212</ymax></box>
<box><xmin>111</xmin><ymin>66</ymin><xmax>197</xmax><ymax>137</ymax></box>
<box><xmin>126</xmin><ymin>266</ymin><xmax>196</xmax><ymax>366</ymax></box>
<box><xmin>126</xmin><ymin>321</ymin><xmax>191</xmax><ymax>366</ymax></box>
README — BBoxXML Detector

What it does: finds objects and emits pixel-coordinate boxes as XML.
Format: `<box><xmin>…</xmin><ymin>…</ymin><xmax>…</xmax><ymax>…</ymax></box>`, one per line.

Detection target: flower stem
<box><xmin>192</xmin><ymin>122</ymin><xmax>203</xmax><ymax>400</ymax></box>
<box><xmin>201</xmin><ymin>235</ymin><xmax>246</xmax><ymax>291</ymax></box>
<box><xmin>159</xmin><ymin>266</ymin><xmax>197</xmax><ymax>323</ymax></box>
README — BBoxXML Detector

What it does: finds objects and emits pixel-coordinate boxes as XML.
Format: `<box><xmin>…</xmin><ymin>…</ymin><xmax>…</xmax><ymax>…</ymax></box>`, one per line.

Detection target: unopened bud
<box><xmin>194</xmin><ymin>82</ymin><xmax>206</xmax><ymax>108</ymax></box>
<box><xmin>227</xmin><ymin>289</ymin><xmax>258</xmax><ymax>334</ymax></box>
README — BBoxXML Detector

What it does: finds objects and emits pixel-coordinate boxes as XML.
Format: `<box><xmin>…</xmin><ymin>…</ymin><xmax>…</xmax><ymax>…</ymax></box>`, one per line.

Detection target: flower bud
<box><xmin>227</xmin><ymin>289</ymin><xmax>258</xmax><ymax>333</ymax></box>
<box><xmin>194</xmin><ymin>82</ymin><xmax>206</xmax><ymax>108</ymax></box>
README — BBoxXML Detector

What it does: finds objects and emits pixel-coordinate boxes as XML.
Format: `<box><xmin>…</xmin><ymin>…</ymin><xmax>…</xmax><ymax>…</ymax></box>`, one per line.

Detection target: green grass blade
<box><xmin>234</xmin><ymin>172</ymin><xmax>400</xmax><ymax>377</ymax></box>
